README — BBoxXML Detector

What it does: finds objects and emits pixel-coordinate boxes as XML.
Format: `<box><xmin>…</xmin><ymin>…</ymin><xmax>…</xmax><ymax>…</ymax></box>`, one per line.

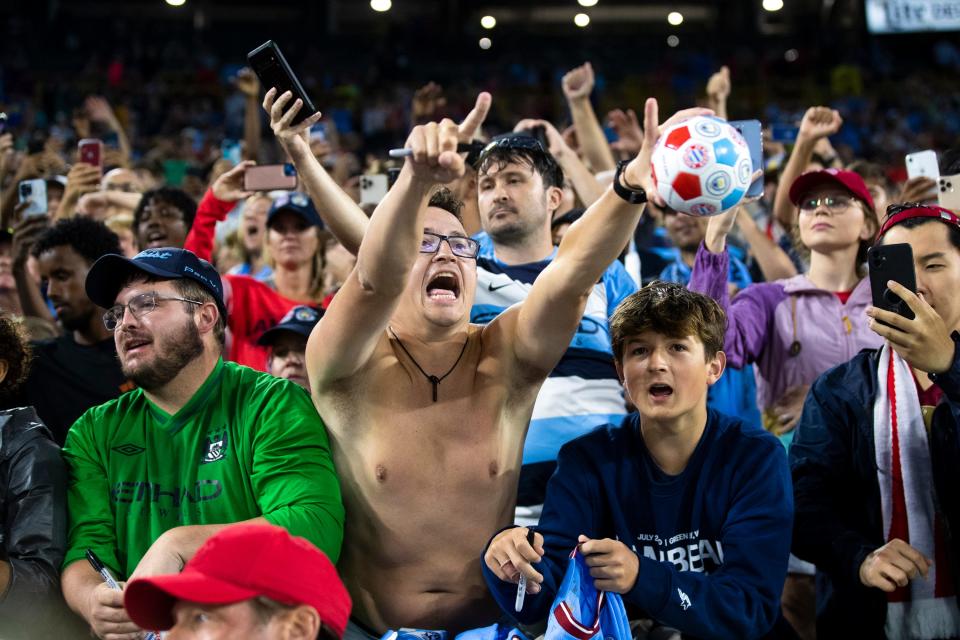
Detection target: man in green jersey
<box><xmin>59</xmin><ymin>247</ymin><xmax>344</xmax><ymax>640</ymax></box>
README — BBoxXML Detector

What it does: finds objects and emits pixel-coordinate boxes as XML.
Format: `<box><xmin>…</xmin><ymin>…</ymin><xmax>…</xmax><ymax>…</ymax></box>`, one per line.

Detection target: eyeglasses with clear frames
<box><xmin>420</xmin><ymin>232</ymin><xmax>480</xmax><ymax>259</ymax></box>
<box><xmin>103</xmin><ymin>291</ymin><xmax>203</xmax><ymax>331</ymax></box>
<box><xmin>798</xmin><ymin>194</ymin><xmax>857</xmax><ymax>212</ymax></box>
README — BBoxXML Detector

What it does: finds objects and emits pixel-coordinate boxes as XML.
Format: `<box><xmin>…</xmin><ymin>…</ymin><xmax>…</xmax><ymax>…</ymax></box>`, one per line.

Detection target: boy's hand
<box><xmin>484</xmin><ymin>527</ymin><xmax>545</xmax><ymax>594</ymax></box>
<box><xmin>578</xmin><ymin>534</ymin><xmax>639</xmax><ymax>594</ymax></box>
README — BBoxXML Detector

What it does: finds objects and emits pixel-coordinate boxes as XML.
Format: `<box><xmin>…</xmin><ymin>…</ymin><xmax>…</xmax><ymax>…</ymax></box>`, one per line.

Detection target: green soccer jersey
<box><xmin>62</xmin><ymin>358</ymin><xmax>344</xmax><ymax>578</ymax></box>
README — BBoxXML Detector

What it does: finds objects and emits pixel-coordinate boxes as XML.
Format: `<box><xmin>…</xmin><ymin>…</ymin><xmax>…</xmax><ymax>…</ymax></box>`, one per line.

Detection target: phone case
<box><xmin>868</xmin><ymin>243</ymin><xmax>916</xmax><ymax>321</ymax></box>
<box><xmin>730</xmin><ymin>120</ymin><xmax>763</xmax><ymax>198</ymax></box>
<box><xmin>906</xmin><ymin>150</ymin><xmax>940</xmax><ymax>180</ymax></box>
<box><xmin>78</xmin><ymin>139</ymin><xmax>103</xmax><ymax>168</ymax></box>
<box><xmin>243</xmin><ymin>164</ymin><xmax>298</xmax><ymax>191</ymax></box>
<box><xmin>939</xmin><ymin>174</ymin><xmax>960</xmax><ymax>212</ymax></box>
<box><xmin>18</xmin><ymin>179</ymin><xmax>47</xmax><ymax>217</ymax></box>
<box><xmin>360</xmin><ymin>174</ymin><xmax>389</xmax><ymax>205</ymax></box>
<box><xmin>247</xmin><ymin>41</ymin><xmax>318</xmax><ymax>126</ymax></box>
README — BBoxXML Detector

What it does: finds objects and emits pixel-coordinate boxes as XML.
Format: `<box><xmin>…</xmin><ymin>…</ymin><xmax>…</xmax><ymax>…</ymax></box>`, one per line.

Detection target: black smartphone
<box><xmin>868</xmin><ymin>243</ymin><xmax>916</xmax><ymax>321</ymax></box>
<box><xmin>247</xmin><ymin>40</ymin><xmax>318</xmax><ymax>126</ymax></box>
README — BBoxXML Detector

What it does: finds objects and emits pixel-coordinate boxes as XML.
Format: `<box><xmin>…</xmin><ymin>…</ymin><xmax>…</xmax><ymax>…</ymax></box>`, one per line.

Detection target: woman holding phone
<box><xmin>184</xmin><ymin>161</ymin><xmax>326</xmax><ymax>371</ymax></box>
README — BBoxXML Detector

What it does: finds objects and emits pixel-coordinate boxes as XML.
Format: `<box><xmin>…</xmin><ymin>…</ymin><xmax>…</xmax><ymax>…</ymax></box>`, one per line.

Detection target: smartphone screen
<box><xmin>730</xmin><ymin>119</ymin><xmax>764</xmax><ymax>198</ymax></box>
<box><xmin>247</xmin><ymin>41</ymin><xmax>318</xmax><ymax>126</ymax></box>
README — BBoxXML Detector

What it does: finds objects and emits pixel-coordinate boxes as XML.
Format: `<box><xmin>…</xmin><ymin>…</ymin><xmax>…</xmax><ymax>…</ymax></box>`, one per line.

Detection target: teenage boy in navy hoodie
<box><xmin>482</xmin><ymin>281</ymin><xmax>793</xmax><ymax>639</ymax></box>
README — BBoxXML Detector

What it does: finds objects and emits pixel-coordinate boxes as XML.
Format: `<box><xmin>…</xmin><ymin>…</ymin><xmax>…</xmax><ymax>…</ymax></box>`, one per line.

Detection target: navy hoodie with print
<box><xmin>483</xmin><ymin>410</ymin><xmax>793</xmax><ymax>640</ymax></box>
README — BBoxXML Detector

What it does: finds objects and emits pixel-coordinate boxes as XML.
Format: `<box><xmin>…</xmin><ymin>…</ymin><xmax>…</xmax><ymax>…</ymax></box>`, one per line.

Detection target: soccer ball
<box><xmin>651</xmin><ymin>116</ymin><xmax>753</xmax><ymax>216</ymax></box>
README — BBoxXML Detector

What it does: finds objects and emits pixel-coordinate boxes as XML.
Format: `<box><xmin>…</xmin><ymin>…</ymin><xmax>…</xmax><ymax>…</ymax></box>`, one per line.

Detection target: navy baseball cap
<box><xmin>85</xmin><ymin>247</ymin><xmax>226</xmax><ymax>319</ymax></box>
<box><xmin>257</xmin><ymin>305</ymin><xmax>322</xmax><ymax>346</ymax></box>
<box><xmin>266</xmin><ymin>192</ymin><xmax>323</xmax><ymax>229</ymax></box>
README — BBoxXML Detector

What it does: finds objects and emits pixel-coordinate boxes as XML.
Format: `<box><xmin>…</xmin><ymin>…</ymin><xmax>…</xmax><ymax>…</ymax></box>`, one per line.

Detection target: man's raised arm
<box><xmin>307</xmin><ymin>116</ymin><xmax>470</xmax><ymax>387</ymax></box>
<box><xmin>509</xmin><ymin>99</ymin><xmax>712</xmax><ymax>375</ymax></box>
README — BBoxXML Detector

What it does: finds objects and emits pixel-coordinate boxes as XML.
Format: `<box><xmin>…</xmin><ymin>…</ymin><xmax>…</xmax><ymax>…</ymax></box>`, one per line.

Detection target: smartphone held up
<box><xmin>243</xmin><ymin>163</ymin><xmax>298</xmax><ymax>192</ymax></box>
<box><xmin>247</xmin><ymin>40</ymin><xmax>318</xmax><ymax>126</ymax></box>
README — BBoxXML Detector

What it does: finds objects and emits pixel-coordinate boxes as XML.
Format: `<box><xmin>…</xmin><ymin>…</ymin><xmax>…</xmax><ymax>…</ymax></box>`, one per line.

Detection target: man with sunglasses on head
<box><xmin>471</xmin><ymin>131</ymin><xmax>639</xmax><ymax>520</ymax></box>
<box><xmin>307</xmin><ymin>97</ymin><xmax>708</xmax><ymax>638</ymax></box>
<box><xmin>59</xmin><ymin>247</ymin><xmax>344</xmax><ymax>640</ymax></box>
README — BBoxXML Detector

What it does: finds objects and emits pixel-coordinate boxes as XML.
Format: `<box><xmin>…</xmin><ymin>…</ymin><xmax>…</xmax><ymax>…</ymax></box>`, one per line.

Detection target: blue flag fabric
<box><xmin>545</xmin><ymin>550</ymin><xmax>631</xmax><ymax>640</ymax></box>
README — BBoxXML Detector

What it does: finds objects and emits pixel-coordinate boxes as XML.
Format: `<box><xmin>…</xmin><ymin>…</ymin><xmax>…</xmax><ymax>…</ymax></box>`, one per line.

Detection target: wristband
<box><xmin>613</xmin><ymin>160</ymin><xmax>647</xmax><ymax>204</ymax></box>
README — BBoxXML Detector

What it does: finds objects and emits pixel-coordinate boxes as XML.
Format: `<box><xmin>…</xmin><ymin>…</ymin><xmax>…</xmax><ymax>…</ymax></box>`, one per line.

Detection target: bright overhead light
<box><xmin>667</xmin><ymin>11</ymin><xmax>683</xmax><ymax>25</ymax></box>
<box><xmin>481</xmin><ymin>15</ymin><xmax>496</xmax><ymax>29</ymax></box>
<box><xmin>479</xmin><ymin>37</ymin><xmax>492</xmax><ymax>49</ymax></box>
<box><xmin>166</xmin><ymin>0</ymin><xmax>185</xmax><ymax>6</ymax></box>
<box><xmin>370</xmin><ymin>0</ymin><xmax>391</xmax><ymax>12</ymax></box>
<box><xmin>574</xmin><ymin>13</ymin><xmax>590</xmax><ymax>27</ymax></box>
<box><xmin>667</xmin><ymin>35</ymin><xmax>680</xmax><ymax>47</ymax></box>
<box><xmin>578</xmin><ymin>0</ymin><xmax>599</xmax><ymax>6</ymax></box>
<box><xmin>763</xmin><ymin>0</ymin><xmax>784</xmax><ymax>10</ymax></box>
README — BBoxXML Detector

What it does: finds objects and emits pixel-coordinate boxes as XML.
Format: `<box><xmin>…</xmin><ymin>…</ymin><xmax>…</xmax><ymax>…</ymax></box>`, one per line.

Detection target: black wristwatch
<box><xmin>613</xmin><ymin>160</ymin><xmax>647</xmax><ymax>204</ymax></box>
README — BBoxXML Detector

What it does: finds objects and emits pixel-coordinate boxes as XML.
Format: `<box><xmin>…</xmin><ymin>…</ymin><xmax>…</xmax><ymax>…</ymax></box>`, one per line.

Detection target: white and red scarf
<box><xmin>874</xmin><ymin>344</ymin><xmax>960</xmax><ymax>639</ymax></box>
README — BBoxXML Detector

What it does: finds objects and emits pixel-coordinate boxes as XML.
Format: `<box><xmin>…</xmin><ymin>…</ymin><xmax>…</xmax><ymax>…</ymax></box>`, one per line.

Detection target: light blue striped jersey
<box><xmin>472</xmin><ymin>235</ymin><xmax>636</xmax><ymax>465</ymax></box>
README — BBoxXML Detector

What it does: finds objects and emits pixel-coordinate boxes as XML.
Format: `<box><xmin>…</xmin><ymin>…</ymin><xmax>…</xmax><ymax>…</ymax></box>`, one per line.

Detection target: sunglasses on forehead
<box><xmin>473</xmin><ymin>135</ymin><xmax>548</xmax><ymax>168</ymax></box>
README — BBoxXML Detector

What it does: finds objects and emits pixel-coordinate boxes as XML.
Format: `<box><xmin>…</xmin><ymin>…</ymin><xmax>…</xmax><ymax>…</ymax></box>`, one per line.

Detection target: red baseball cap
<box><xmin>788</xmin><ymin>168</ymin><xmax>876</xmax><ymax>213</ymax></box>
<box><xmin>124</xmin><ymin>523</ymin><xmax>351</xmax><ymax>637</ymax></box>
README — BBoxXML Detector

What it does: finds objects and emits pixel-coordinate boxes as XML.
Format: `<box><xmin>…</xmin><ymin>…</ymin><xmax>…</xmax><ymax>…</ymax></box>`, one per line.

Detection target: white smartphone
<box><xmin>18</xmin><ymin>179</ymin><xmax>47</xmax><ymax>217</ymax></box>
<box><xmin>360</xmin><ymin>174</ymin><xmax>389</xmax><ymax>206</ymax></box>
<box><xmin>939</xmin><ymin>174</ymin><xmax>960</xmax><ymax>212</ymax></box>
<box><xmin>906</xmin><ymin>150</ymin><xmax>940</xmax><ymax>180</ymax></box>
<box><xmin>729</xmin><ymin>119</ymin><xmax>764</xmax><ymax>198</ymax></box>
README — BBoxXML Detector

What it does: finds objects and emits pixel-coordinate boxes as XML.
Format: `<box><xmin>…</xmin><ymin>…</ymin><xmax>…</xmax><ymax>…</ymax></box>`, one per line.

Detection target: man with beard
<box><xmin>59</xmin><ymin>247</ymin><xmax>343</xmax><ymax>640</ymax></box>
<box><xmin>6</xmin><ymin>217</ymin><xmax>131</xmax><ymax>445</ymax></box>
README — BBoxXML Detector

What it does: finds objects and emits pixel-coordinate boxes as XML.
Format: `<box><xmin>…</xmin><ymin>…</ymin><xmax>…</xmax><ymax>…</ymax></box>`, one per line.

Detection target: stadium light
<box><xmin>370</xmin><ymin>0</ymin><xmax>391</xmax><ymax>12</ymax></box>
<box><xmin>481</xmin><ymin>15</ymin><xmax>496</xmax><ymax>29</ymax></box>
<box><xmin>166</xmin><ymin>0</ymin><xmax>185</xmax><ymax>6</ymax></box>
<box><xmin>479</xmin><ymin>37</ymin><xmax>492</xmax><ymax>49</ymax></box>
<box><xmin>667</xmin><ymin>35</ymin><xmax>680</xmax><ymax>47</ymax></box>
<box><xmin>763</xmin><ymin>0</ymin><xmax>784</xmax><ymax>11</ymax></box>
<box><xmin>667</xmin><ymin>11</ymin><xmax>683</xmax><ymax>25</ymax></box>
<box><xmin>785</xmin><ymin>48</ymin><xmax>799</xmax><ymax>62</ymax></box>
<box><xmin>578</xmin><ymin>0</ymin><xmax>599</xmax><ymax>6</ymax></box>
<box><xmin>574</xmin><ymin>13</ymin><xmax>591</xmax><ymax>27</ymax></box>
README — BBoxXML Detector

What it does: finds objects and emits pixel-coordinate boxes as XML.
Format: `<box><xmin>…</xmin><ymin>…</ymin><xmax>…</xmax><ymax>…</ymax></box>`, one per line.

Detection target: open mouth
<box><xmin>123</xmin><ymin>337</ymin><xmax>152</xmax><ymax>354</ymax></box>
<box><xmin>649</xmin><ymin>383</ymin><xmax>674</xmax><ymax>398</ymax></box>
<box><xmin>145</xmin><ymin>230</ymin><xmax>168</xmax><ymax>246</ymax></box>
<box><xmin>426</xmin><ymin>272</ymin><xmax>460</xmax><ymax>301</ymax></box>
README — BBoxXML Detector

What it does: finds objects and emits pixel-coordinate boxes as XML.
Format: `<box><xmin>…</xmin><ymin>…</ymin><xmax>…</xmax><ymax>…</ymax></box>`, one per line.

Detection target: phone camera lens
<box><xmin>20</xmin><ymin>184</ymin><xmax>31</xmax><ymax>195</ymax></box>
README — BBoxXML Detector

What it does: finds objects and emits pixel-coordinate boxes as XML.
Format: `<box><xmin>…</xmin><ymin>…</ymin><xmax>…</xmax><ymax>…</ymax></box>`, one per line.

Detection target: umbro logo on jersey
<box><xmin>488</xmin><ymin>282</ymin><xmax>512</xmax><ymax>292</ymax></box>
<box><xmin>201</xmin><ymin>429</ymin><xmax>229</xmax><ymax>464</ymax></box>
<box><xmin>112</xmin><ymin>443</ymin><xmax>145</xmax><ymax>456</ymax></box>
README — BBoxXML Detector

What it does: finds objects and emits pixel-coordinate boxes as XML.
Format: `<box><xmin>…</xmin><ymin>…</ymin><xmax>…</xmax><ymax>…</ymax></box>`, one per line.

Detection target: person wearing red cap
<box><xmin>791</xmin><ymin>203</ymin><xmax>960</xmax><ymax>638</ymax></box>
<box><xmin>687</xmin><ymin>167</ymin><xmax>882</xmax><ymax>637</ymax></box>
<box><xmin>125</xmin><ymin>522</ymin><xmax>351</xmax><ymax>640</ymax></box>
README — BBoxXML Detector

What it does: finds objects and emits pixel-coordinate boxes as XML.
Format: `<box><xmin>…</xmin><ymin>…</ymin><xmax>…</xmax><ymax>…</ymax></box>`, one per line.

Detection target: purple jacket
<box><xmin>688</xmin><ymin>243</ymin><xmax>882</xmax><ymax>410</ymax></box>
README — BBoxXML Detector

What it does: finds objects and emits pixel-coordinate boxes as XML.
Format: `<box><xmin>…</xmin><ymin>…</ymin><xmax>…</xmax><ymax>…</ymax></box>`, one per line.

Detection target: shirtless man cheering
<box><xmin>308</xmin><ymin>96</ymin><xmax>700</xmax><ymax>637</ymax></box>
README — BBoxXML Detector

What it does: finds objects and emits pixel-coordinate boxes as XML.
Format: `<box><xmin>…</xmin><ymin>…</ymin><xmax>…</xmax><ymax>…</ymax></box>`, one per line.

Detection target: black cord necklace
<box><xmin>388</xmin><ymin>326</ymin><xmax>470</xmax><ymax>402</ymax></box>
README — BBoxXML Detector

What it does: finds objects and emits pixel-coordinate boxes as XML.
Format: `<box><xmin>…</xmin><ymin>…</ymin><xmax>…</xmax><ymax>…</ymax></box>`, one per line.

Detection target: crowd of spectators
<box><xmin>1</xmin><ymin>19</ymin><xmax>959</xmax><ymax>640</ymax></box>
